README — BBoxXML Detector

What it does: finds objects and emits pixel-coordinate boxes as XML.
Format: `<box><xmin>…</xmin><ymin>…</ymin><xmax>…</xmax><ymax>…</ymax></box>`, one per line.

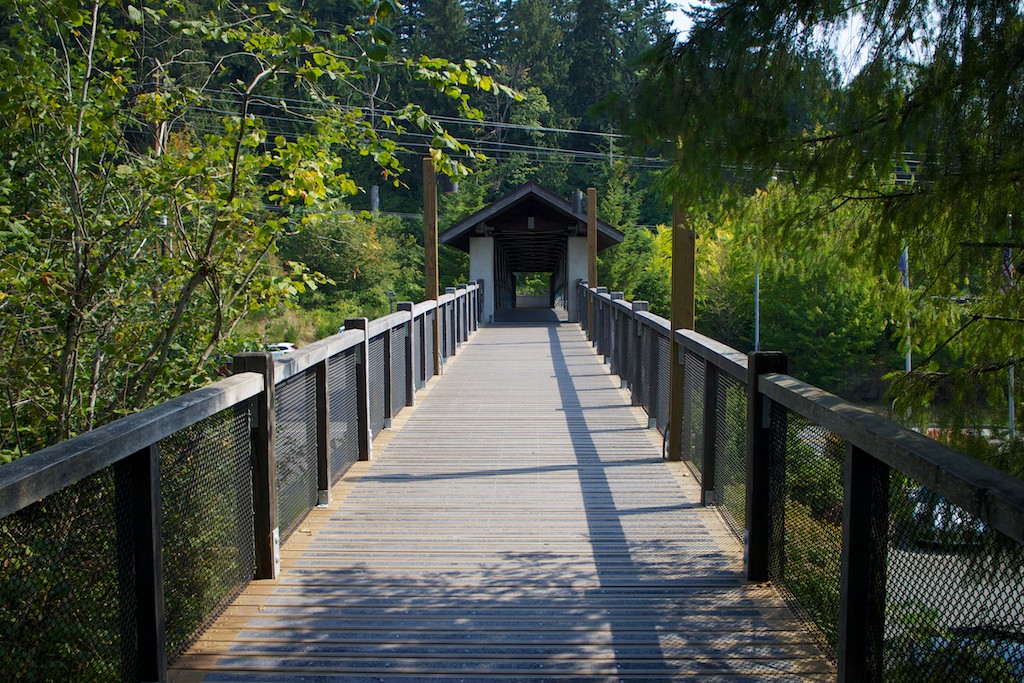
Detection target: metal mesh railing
<box><xmin>368</xmin><ymin>334</ymin><xmax>386</xmax><ymax>437</ymax></box>
<box><xmin>884</xmin><ymin>477</ymin><xmax>1024</xmax><ymax>680</ymax></box>
<box><xmin>656</xmin><ymin>333</ymin><xmax>672</xmax><ymax>434</ymax></box>
<box><xmin>681</xmin><ymin>351</ymin><xmax>705</xmax><ymax>473</ymax></box>
<box><xmin>598</xmin><ymin>303</ymin><xmax>606</xmax><ymax>360</ymax></box>
<box><xmin>768</xmin><ymin>407</ymin><xmax>844</xmax><ymax>659</ymax></box>
<box><xmin>438</xmin><ymin>305</ymin><xmax>450</xmax><ymax>362</ymax></box>
<box><xmin>328</xmin><ymin>348</ymin><xmax>360</xmax><ymax>484</ymax></box>
<box><xmin>423</xmin><ymin>311</ymin><xmax>435</xmax><ymax>382</ymax></box>
<box><xmin>617</xmin><ymin>312</ymin><xmax>631</xmax><ymax>383</ymax></box>
<box><xmin>391</xmin><ymin>324</ymin><xmax>409</xmax><ymax>418</ymax></box>
<box><xmin>624</xmin><ymin>315</ymin><xmax>635</xmax><ymax>391</ymax></box>
<box><xmin>274</xmin><ymin>370</ymin><xmax>318</xmax><ymax>543</ymax></box>
<box><xmin>452</xmin><ymin>300</ymin><xmax>460</xmax><ymax>346</ymax></box>
<box><xmin>414</xmin><ymin>314</ymin><xmax>425</xmax><ymax>389</ymax></box>
<box><xmin>713</xmin><ymin>373</ymin><xmax>748</xmax><ymax>537</ymax></box>
<box><xmin>0</xmin><ymin>467</ymin><xmax>135</xmax><ymax>681</ymax></box>
<box><xmin>638</xmin><ymin>323</ymin><xmax>652</xmax><ymax>415</ymax></box>
<box><xmin>160</xmin><ymin>406</ymin><xmax>254</xmax><ymax>662</ymax></box>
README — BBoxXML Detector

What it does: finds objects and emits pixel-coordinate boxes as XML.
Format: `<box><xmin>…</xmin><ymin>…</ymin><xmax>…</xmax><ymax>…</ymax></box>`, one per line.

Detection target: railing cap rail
<box><xmin>413</xmin><ymin>299</ymin><xmax>438</xmax><ymax>317</ymax></box>
<box><xmin>368</xmin><ymin>311</ymin><xmax>411</xmax><ymax>339</ymax></box>
<box><xmin>274</xmin><ymin>329</ymin><xmax>364</xmax><ymax>383</ymax></box>
<box><xmin>676</xmin><ymin>329</ymin><xmax>748</xmax><ymax>381</ymax></box>
<box><xmin>634</xmin><ymin>310</ymin><xmax>671</xmax><ymax>335</ymax></box>
<box><xmin>0</xmin><ymin>372</ymin><xmax>264</xmax><ymax>519</ymax></box>
<box><xmin>760</xmin><ymin>372</ymin><xmax>1024</xmax><ymax>546</ymax></box>
<box><xmin>610</xmin><ymin>297</ymin><xmax>632</xmax><ymax>313</ymax></box>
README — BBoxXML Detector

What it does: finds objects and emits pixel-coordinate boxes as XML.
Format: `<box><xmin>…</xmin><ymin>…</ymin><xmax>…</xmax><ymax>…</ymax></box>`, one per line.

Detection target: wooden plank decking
<box><xmin>170</xmin><ymin>322</ymin><xmax>835</xmax><ymax>681</ymax></box>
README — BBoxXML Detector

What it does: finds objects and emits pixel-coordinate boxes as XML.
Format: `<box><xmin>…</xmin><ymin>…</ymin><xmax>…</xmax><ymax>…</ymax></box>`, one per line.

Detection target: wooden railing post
<box><xmin>315</xmin><ymin>359</ymin><xmax>331</xmax><ymax>505</ymax></box>
<box><xmin>838</xmin><ymin>444</ymin><xmax>890</xmax><ymax>682</ymax></box>
<box><xmin>702</xmin><ymin>361</ymin><xmax>720</xmax><ymax>505</ymax></box>
<box><xmin>232</xmin><ymin>352</ymin><xmax>280</xmax><ymax>579</ymax></box>
<box><xmin>745</xmin><ymin>351</ymin><xmax>788</xmax><ymax>581</ymax></box>
<box><xmin>344</xmin><ymin>318</ymin><xmax>373</xmax><ymax>460</ymax></box>
<box><xmin>398</xmin><ymin>302</ymin><xmax>416</xmax><ymax>407</ymax></box>
<box><xmin>114</xmin><ymin>444</ymin><xmax>167</xmax><ymax>683</ymax></box>
<box><xmin>630</xmin><ymin>302</ymin><xmax>649</xmax><ymax>407</ymax></box>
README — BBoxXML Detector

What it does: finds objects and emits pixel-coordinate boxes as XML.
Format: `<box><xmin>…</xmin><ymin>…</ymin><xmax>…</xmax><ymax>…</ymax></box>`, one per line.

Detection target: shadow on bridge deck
<box><xmin>169</xmin><ymin>322</ymin><xmax>835</xmax><ymax>681</ymax></box>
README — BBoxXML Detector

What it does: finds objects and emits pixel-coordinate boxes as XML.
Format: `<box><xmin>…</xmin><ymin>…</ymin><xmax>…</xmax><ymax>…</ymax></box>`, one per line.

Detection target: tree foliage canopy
<box><xmin>622</xmin><ymin>0</ymin><xmax>1024</xmax><ymax>425</ymax></box>
<box><xmin>0</xmin><ymin>0</ymin><xmax>512</xmax><ymax>459</ymax></box>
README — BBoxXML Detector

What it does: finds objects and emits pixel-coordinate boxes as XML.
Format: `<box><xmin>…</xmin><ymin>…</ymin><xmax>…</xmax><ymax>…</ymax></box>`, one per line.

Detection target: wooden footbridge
<box><xmin>2</xmin><ymin>284</ymin><xmax>1022</xmax><ymax>682</ymax></box>
<box><xmin>169</xmin><ymin>317</ymin><xmax>830</xmax><ymax>681</ymax></box>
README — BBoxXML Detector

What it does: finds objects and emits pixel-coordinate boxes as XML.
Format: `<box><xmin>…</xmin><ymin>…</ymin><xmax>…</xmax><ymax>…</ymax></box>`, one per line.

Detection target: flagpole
<box><xmin>1008</xmin><ymin>214</ymin><xmax>1015</xmax><ymax>440</ymax></box>
<box><xmin>902</xmin><ymin>246</ymin><xmax>911</xmax><ymax>375</ymax></box>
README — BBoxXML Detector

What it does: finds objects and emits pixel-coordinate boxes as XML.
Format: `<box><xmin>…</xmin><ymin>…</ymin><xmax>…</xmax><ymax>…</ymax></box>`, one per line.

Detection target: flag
<box><xmin>899</xmin><ymin>247</ymin><xmax>909</xmax><ymax>288</ymax></box>
<box><xmin>1002</xmin><ymin>246</ymin><xmax>1014</xmax><ymax>291</ymax></box>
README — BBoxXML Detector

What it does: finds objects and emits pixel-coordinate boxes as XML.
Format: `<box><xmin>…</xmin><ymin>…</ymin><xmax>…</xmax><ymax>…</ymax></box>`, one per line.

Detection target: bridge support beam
<box><xmin>667</xmin><ymin>195</ymin><xmax>696</xmax><ymax>461</ymax></box>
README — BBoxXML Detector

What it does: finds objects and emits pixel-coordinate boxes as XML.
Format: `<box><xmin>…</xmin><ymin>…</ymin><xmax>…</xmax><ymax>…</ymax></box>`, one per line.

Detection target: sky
<box><xmin>666</xmin><ymin>4</ymin><xmax>695</xmax><ymax>39</ymax></box>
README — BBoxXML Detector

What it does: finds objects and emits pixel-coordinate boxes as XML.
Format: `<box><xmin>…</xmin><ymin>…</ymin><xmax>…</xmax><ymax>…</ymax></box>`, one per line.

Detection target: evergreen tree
<box><xmin>625</xmin><ymin>0</ymin><xmax>1024</xmax><ymax>426</ymax></box>
<box><xmin>564</xmin><ymin>0</ymin><xmax>621</xmax><ymax>122</ymax></box>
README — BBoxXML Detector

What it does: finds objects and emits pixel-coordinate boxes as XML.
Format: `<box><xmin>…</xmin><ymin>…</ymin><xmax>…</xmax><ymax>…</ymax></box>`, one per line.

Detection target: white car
<box><xmin>266</xmin><ymin>342</ymin><xmax>296</xmax><ymax>359</ymax></box>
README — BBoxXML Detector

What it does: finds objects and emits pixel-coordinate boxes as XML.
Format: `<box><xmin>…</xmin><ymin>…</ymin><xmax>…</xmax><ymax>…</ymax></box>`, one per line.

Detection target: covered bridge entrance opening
<box><xmin>440</xmin><ymin>182</ymin><xmax>622</xmax><ymax>323</ymax></box>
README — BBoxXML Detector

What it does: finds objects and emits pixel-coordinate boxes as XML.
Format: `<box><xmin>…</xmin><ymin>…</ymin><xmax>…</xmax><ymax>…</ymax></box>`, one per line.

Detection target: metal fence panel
<box><xmin>656</xmin><ymin>333</ymin><xmax>671</xmax><ymax>434</ymax></box>
<box><xmin>714</xmin><ymin>373</ymin><xmax>747</xmax><ymax>537</ymax></box>
<box><xmin>274</xmin><ymin>370</ymin><xmax>318</xmax><ymax>543</ymax></box>
<box><xmin>638</xmin><ymin>324</ymin><xmax>652</xmax><ymax>415</ymax></box>
<box><xmin>0</xmin><ymin>467</ymin><xmax>135</xmax><ymax>680</ymax></box>
<box><xmin>413</xmin><ymin>314</ymin><xmax>425</xmax><ymax>389</ymax></box>
<box><xmin>391</xmin><ymin>324</ymin><xmax>409</xmax><ymax>418</ymax></box>
<box><xmin>769</xmin><ymin>408</ymin><xmax>843</xmax><ymax>660</ymax></box>
<box><xmin>368</xmin><ymin>334</ymin><xmax>386</xmax><ymax>437</ymax></box>
<box><xmin>884</xmin><ymin>471</ymin><xmax>1024</xmax><ymax>680</ymax></box>
<box><xmin>327</xmin><ymin>349</ymin><xmax>360</xmax><ymax>484</ymax></box>
<box><xmin>423</xmin><ymin>311</ymin><xmax>435</xmax><ymax>382</ymax></box>
<box><xmin>160</xmin><ymin>407</ymin><xmax>254</xmax><ymax>662</ymax></box>
<box><xmin>682</xmin><ymin>350</ymin><xmax>705</xmax><ymax>473</ymax></box>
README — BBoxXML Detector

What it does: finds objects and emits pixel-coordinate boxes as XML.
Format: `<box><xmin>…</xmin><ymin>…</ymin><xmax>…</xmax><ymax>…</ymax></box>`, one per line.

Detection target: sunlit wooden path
<box><xmin>170</xmin><ymin>321</ymin><xmax>834</xmax><ymax>681</ymax></box>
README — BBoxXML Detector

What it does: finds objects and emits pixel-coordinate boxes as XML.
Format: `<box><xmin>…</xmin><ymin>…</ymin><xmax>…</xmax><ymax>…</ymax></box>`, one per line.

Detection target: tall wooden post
<box><xmin>424</xmin><ymin>158</ymin><xmax>441</xmax><ymax>376</ymax></box>
<box><xmin>667</xmin><ymin>194</ymin><xmax>695</xmax><ymax>461</ymax></box>
<box><xmin>586</xmin><ymin>187</ymin><xmax>598</xmax><ymax>335</ymax></box>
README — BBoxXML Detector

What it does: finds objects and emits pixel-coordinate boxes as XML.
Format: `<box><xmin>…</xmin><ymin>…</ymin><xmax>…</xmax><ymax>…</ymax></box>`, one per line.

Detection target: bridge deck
<box><xmin>170</xmin><ymin>322</ymin><xmax>834</xmax><ymax>681</ymax></box>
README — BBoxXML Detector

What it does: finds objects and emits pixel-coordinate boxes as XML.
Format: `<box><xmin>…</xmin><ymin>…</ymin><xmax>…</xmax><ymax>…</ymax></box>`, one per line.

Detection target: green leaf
<box><xmin>366</xmin><ymin>43</ymin><xmax>388</xmax><ymax>62</ymax></box>
<box><xmin>127</xmin><ymin>5</ymin><xmax>144</xmax><ymax>24</ymax></box>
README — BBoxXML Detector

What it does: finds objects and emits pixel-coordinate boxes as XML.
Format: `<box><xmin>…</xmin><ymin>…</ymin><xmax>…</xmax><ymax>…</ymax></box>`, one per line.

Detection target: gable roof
<box><xmin>439</xmin><ymin>182</ymin><xmax>624</xmax><ymax>272</ymax></box>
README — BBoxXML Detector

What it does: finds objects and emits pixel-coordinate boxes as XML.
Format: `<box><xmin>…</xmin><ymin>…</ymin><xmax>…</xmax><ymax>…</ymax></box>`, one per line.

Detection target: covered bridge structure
<box><xmin>440</xmin><ymin>182</ymin><xmax>623</xmax><ymax>323</ymax></box>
